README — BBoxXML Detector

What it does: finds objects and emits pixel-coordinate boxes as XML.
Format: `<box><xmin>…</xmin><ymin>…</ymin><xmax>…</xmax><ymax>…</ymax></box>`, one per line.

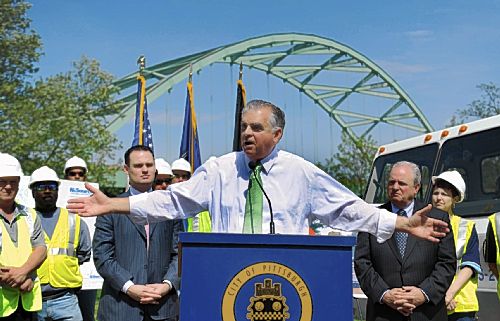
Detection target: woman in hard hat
<box><xmin>431</xmin><ymin>170</ymin><xmax>481</xmax><ymax>321</ymax></box>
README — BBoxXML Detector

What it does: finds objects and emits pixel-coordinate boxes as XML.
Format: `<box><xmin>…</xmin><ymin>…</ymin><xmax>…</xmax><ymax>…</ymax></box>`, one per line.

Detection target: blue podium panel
<box><xmin>179</xmin><ymin>233</ymin><xmax>355</xmax><ymax>321</ymax></box>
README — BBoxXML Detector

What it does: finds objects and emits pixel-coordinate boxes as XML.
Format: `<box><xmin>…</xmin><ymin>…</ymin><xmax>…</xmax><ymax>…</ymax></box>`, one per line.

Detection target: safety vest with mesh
<box><xmin>488</xmin><ymin>213</ymin><xmax>500</xmax><ymax>301</ymax></box>
<box><xmin>187</xmin><ymin>211</ymin><xmax>212</xmax><ymax>232</ymax></box>
<box><xmin>37</xmin><ymin>208</ymin><xmax>82</xmax><ymax>288</ymax></box>
<box><xmin>0</xmin><ymin>205</ymin><xmax>42</xmax><ymax>317</ymax></box>
<box><xmin>449</xmin><ymin>215</ymin><xmax>479</xmax><ymax>313</ymax></box>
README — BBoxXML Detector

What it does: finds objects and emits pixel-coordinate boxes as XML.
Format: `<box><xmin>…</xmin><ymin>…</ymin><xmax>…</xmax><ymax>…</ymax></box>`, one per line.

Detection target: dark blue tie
<box><xmin>395</xmin><ymin>209</ymin><xmax>408</xmax><ymax>257</ymax></box>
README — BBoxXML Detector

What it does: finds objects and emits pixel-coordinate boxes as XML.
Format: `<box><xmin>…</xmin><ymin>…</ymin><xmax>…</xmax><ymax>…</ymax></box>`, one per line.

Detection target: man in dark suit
<box><xmin>355</xmin><ymin>161</ymin><xmax>456</xmax><ymax>321</ymax></box>
<box><xmin>93</xmin><ymin>145</ymin><xmax>182</xmax><ymax>321</ymax></box>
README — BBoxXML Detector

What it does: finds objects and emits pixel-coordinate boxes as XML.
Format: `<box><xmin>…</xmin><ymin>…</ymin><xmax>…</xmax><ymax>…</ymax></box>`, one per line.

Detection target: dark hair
<box><xmin>243</xmin><ymin>99</ymin><xmax>286</xmax><ymax>132</ymax></box>
<box><xmin>434</xmin><ymin>179</ymin><xmax>460</xmax><ymax>199</ymax></box>
<box><xmin>124</xmin><ymin>145</ymin><xmax>154</xmax><ymax>165</ymax></box>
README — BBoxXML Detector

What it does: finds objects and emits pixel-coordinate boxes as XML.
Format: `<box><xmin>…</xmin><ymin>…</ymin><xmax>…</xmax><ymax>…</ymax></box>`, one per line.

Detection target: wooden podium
<box><xmin>179</xmin><ymin>233</ymin><xmax>355</xmax><ymax>320</ymax></box>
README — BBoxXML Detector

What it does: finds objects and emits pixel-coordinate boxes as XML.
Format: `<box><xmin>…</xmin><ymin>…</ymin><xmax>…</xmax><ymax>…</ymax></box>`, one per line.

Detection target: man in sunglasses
<box><xmin>30</xmin><ymin>166</ymin><xmax>91</xmax><ymax>321</ymax></box>
<box><xmin>154</xmin><ymin>159</ymin><xmax>174</xmax><ymax>191</ymax></box>
<box><xmin>0</xmin><ymin>153</ymin><xmax>46</xmax><ymax>320</ymax></box>
<box><xmin>64</xmin><ymin>156</ymin><xmax>87</xmax><ymax>182</ymax></box>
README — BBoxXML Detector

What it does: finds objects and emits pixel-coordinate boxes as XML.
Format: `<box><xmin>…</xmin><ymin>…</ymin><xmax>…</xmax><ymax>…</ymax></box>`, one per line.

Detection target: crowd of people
<box><xmin>1</xmin><ymin>99</ymin><xmax>499</xmax><ymax>321</ymax></box>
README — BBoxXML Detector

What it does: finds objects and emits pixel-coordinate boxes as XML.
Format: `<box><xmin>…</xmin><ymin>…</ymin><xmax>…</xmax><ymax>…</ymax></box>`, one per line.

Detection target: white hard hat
<box><xmin>29</xmin><ymin>166</ymin><xmax>60</xmax><ymax>189</ymax></box>
<box><xmin>171</xmin><ymin>158</ymin><xmax>191</xmax><ymax>173</ymax></box>
<box><xmin>64</xmin><ymin>156</ymin><xmax>88</xmax><ymax>173</ymax></box>
<box><xmin>155</xmin><ymin>158</ymin><xmax>173</xmax><ymax>176</ymax></box>
<box><xmin>432</xmin><ymin>170</ymin><xmax>466</xmax><ymax>203</ymax></box>
<box><xmin>0</xmin><ymin>153</ymin><xmax>23</xmax><ymax>177</ymax></box>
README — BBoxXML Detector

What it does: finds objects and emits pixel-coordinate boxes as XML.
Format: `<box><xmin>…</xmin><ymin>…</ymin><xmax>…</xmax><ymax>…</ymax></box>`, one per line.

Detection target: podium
<box><xmin>179</xmin><ymin>233</ymin><xmax>355</xmax><ymax>321</ymax></box>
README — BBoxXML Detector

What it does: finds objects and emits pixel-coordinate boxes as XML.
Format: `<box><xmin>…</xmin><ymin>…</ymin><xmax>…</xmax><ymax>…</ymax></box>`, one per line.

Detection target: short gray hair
<box><xmin>391</xmin><ymin>161</ymin><xmax>421</xmax><ymax>186</ymax></box>
<box><xmin>242</xmin><ymin>99</ymin><xmax>286</xmax><ymax>132</ymax></box>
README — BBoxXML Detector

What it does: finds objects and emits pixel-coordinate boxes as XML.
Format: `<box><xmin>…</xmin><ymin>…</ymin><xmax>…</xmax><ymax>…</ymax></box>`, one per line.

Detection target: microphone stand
<box><xmin>250</xmin><ymin>166</ymin><xmax>275</xmax><ymax>234</ymax></box>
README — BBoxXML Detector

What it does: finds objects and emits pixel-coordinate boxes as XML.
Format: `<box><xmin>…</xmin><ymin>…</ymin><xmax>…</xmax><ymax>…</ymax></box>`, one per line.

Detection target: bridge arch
<box><xmin>111</xmin><ymin>33</ymin><xmax>433</xmax><ymax>142</ymax></box>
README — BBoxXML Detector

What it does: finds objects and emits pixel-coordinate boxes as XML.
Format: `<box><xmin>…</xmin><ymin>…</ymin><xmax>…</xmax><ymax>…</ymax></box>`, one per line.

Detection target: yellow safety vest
<box><xmin>489</xmin><ymin>213</ymin><xmax>500</xmax><ymax>302</ymax></box>
<box><xmin>448</xmin><ymin>215</ymin><xmax>479</xmax><ymax>313</ymax></box>
<box><xmin>187</xmin><ymin>211</ymin><xmax>212</xmax><ymax>233</ymax></box>
<box><xmin>0</xmin><ymin>206</ymin><xmax>42</xmax><ymax>317</ymax></box>
<box><xmin>37</xmin><ymin>208</ymin><xmax>82</xmax><ymax>288</ymax></box>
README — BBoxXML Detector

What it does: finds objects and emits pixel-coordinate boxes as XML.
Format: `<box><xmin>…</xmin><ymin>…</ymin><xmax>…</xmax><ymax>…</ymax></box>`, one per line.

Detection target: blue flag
<box><xmin>179</xmin><ymin>82</ymin><xmax>201</xmax><ymax>171</ymax></box>
<box><xmin>132</xmin><ymin>75</ymin><xmax>154</xmax><ymax>152</ymax></box>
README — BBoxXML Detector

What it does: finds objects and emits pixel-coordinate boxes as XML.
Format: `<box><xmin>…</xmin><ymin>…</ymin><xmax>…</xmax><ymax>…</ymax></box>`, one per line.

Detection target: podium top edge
<box><xmin>179</xmin><ymin>232</ymin><xmax>356</xmax><ymax>247</ymax></box>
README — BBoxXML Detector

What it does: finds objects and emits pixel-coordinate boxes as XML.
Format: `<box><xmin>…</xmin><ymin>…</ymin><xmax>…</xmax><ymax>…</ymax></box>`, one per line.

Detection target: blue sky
<box><xmin>29</xmin><ymin>1</ymin><xmax>500</xmax><ymax>164</ymax></box>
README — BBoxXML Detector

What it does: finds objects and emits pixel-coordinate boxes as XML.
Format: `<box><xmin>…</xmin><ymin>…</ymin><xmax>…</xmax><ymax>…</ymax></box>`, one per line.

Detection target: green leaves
<box><xmin>317</xmin><ymin>132</ymin><xmax>377</xmax><ymax>197</ymax></box>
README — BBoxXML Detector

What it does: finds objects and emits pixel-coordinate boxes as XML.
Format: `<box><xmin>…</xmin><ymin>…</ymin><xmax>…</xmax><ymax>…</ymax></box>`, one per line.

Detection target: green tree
<box><xmin>448</xmin><ymin>82</ymin><xmax>500</xmax><ymax>126</ymax></box>
<box><xmin>0</xmin><ymin>0</ymin><xmax>42</xmax><ymax>106</ymax></box>
<box><xmin>1</xmin><ymin>57</ymin><xmax>122</xmax><ymax>185</ymax></box>
<box><xmin>317</xmin><ymin>132</ymin><xmax>377</xmax><ymax>197</ymax></box>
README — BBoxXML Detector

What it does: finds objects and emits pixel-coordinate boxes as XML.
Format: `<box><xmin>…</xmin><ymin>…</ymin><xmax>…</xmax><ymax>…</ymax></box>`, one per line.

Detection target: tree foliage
<box><xmin>1</xmin><ymin>57</ymin><xmax>122</xmax><ymax>184</ymax></box>
<box><xmin>448</xmin><ymin>82</ymin><xmax>500</xmax><ymax>126</ymax></box>
<box><xmin>0</xmin><ymin>0</ymin><xmax>122</xmax><ymax>185</ymax></box>
<box><xmin>317</xmin><ymin>132</ymin><xmax>377</xmax><ymax>197</ymax></box>
<box><xmin>0</xmin><ymin>0</ymin><xmax>42</xmax><ymax>105</ymax></box>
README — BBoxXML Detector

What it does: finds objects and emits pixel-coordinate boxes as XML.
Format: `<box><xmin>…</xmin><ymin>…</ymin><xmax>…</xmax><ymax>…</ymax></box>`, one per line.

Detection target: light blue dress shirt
<box><xmin>130</xmin><ymin>148</ymin><xmax>396</xmax><ymax>242</ymax></box>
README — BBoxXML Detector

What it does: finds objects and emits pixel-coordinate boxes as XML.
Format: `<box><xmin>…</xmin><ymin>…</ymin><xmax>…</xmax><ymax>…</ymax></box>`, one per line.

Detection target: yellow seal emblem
<box><xmin>222</xmin><ymin>262</ymin><xmax>312</xmax><ymax>321</ymax></box>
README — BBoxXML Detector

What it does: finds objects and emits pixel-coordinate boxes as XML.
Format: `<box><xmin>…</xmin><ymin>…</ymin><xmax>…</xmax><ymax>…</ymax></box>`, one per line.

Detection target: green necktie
<box><xmin>243</xmin><ymin>163</ymin><xmax>263</xmax><ymax>233</ymax></box>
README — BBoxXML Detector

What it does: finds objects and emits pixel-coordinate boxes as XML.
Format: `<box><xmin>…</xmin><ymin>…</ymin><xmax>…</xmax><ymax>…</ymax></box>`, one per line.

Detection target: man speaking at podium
<box><xmin>68</xmin><ymin>100</ymin><xmax>447</xmax><ymax>243</ymax></box>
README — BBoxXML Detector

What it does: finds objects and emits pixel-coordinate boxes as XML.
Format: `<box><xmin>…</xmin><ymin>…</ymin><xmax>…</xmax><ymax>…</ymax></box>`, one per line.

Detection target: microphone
<box><xmin>249</xmin><ymin>162</ymin><xmax>275</xmax><ymax>234</ymax></box>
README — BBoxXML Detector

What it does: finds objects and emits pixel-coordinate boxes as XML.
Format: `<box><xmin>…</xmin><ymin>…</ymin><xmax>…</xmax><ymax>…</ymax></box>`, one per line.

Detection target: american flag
<box><xmin>132</xmin><ymin>75</ymin><xmax>154</xmax><ymax>152</ymax></box>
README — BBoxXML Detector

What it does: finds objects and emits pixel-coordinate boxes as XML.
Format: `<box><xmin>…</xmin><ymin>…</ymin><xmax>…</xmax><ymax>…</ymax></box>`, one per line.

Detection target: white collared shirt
<box><xmin>129</xmin><ymin>148</ymin><xmax>396</xmax><ymax>242</ymax></box>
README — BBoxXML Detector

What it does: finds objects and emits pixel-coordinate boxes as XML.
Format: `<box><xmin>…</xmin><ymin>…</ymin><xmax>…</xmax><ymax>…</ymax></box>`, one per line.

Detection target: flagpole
<box><xmin>137</xmin><ymin>56</ymin><xmax>146</xmax><ymax>145</ymax></box>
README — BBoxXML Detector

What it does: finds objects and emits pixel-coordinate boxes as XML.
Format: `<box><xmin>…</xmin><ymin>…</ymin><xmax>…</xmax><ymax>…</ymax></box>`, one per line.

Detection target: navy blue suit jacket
<box><xmin>93</xmin><ymin>191</ymin><xmax>182</xmax><ymax>321</ymax></box>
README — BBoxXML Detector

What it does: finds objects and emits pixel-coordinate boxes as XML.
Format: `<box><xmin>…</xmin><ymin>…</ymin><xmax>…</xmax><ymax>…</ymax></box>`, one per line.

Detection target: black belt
<box><xmin>42</xmin><ymin>289</ymin><xmax>74</xmax><ymax>301</ymax></box>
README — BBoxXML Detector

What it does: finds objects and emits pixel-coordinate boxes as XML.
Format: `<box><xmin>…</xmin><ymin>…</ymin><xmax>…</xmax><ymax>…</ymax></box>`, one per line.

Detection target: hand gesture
<box><xmin>402</xmin><ymin>204</ymin><xmax>449</xmax><ymax>242</ymax></box>
<box><xmin>67</xmin><ymin>183</ymin><xmax>112</xmax><ymax>217</ymax></box>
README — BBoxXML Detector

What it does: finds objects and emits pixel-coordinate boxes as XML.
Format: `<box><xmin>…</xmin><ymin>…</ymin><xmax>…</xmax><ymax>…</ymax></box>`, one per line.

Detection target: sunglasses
<box><xmin>155</xmin><ymin>179</ymin><xmax>172</xmax><ymax>185</ymax></box>
<box><xmin>174</xmin><ymin>173</ymin><xmax>191</xmax><ymax>180</ymax></box>
<box><xmin>33</xmin><ymin>183</ymin><xmax>58</xmax><ymax>192</ymax></box>
<box><xmin>67</xmin><ymin>171</ymin><xmax>85</xmax><ymax>177</ymax></box>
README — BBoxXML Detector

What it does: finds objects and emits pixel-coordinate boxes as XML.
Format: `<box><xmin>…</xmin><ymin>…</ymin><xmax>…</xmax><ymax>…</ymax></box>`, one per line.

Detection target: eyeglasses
<box><xmin>33</xmin><ymin>183</ymin><xmax>58</xmax><ymax>192</ymax></box>
<box><xmin>155</xmin><ymin>179</ymin><xmax>172</xmax><ymax>185</ymax></box>
<box><xmin>0</xmin><ymin>179</ymin><xmax>19</xmax><ymax>188</ymax></box>
<box><xmin>174</xmin><ymin>173</ymin><xmax>191</xmax><ymax>180</ymax></box>
<box><xmin>67</xmin><ymin>171</ymin><xmax>85</xmax><ymax>177</ymax></box>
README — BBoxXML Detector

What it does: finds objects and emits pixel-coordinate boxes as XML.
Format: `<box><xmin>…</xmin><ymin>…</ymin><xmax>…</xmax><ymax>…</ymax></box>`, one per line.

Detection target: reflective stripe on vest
<box><xmin>47</xmin><ymin>212</ymin><xmax>77</xmax><ymax>257</ymax></box>
<box><xmin>456</xmin><ymin>218</ymin><xmax>469</xmax><ymax>260</ymax></box>
<box><xmin>495</xmin><ymin>213</ymin><xmax>500</xmax><ymax>248</ymax></box>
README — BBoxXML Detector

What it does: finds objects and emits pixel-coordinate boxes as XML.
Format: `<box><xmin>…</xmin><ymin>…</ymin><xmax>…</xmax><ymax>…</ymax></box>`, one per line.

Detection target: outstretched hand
<box><xmin>397</xmin><ymin>204</ymin><xmax>449</xmax><ymax>243</ymax></box>
<box><xmin>66</xmin><ymin>183</ymin><xmax>113</xmax><ymax>217</ymax></box>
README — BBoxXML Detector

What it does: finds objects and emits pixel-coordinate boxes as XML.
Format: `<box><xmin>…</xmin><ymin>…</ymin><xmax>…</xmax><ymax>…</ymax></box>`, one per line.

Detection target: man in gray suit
<box><xmin>93</xmin><ymin>145</ymin><xmax>181</xmax><ymax>321</ymax></box>
<box><xmin>355</xmin><ymin>161</ymin><xmax>456</xmax><ymax>321</ymax></box>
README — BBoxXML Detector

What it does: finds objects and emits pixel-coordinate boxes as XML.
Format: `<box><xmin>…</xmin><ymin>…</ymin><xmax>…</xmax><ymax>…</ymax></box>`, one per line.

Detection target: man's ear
<box><xmin>273</xmin><ymin>127</ymin><xmax>283</xmax><ymax>143</ymax></box>
<box><xmin>123</xmin><ymin>164</ymin><xmax>129</xmax><ymax>175</ymax></box>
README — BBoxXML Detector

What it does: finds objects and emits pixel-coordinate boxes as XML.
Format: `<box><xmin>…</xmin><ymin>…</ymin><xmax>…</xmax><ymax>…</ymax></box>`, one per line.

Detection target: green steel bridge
<box><xmin>110</xmin><ymin>33</ymin><xmax>433</xmax><ymax>143</ymax></box>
